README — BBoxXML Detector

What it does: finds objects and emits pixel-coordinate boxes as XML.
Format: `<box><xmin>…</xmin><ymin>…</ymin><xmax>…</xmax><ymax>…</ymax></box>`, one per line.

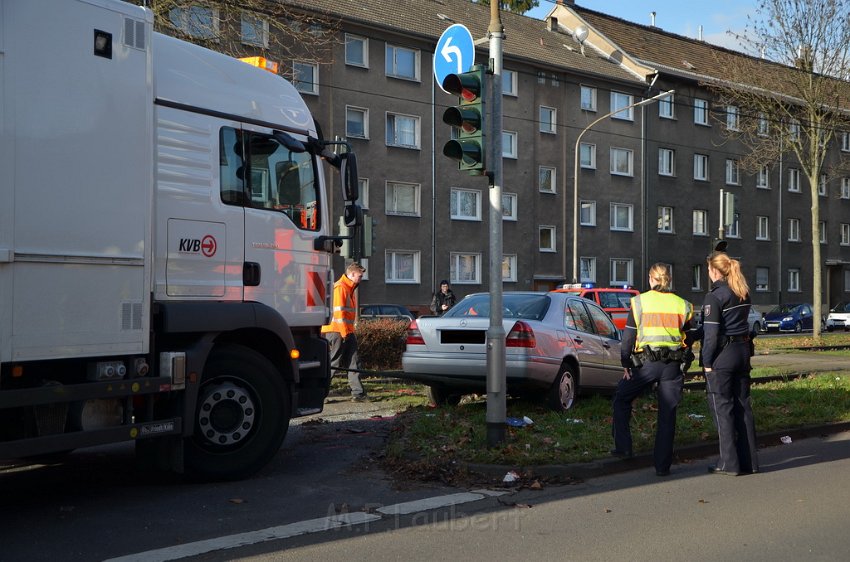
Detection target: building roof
<box><xmin>287</xmin><ymin>0</ymin><xmax>647</xmax><ymax>86</ymax></box>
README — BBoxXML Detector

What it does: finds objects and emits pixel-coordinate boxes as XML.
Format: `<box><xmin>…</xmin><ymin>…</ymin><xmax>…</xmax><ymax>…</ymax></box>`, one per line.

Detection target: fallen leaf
<box><xmin>530</xmin><ymin>480</ymin><xmax>543</xmax><ymax>490</ymax></box>
<box><xmin>605</xmin><ymin>508</ymin><xmax>612</xmax><ymax>513</ymax></box>
<box><xmin>698</xmin><ymin>499</ymin><xmax>708</xmax><ymax>504</ymax></box>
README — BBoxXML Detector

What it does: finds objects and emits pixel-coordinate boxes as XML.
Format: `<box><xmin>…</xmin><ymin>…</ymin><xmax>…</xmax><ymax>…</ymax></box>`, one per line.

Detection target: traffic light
<box><xmin>441</xmin><ymin>64</ymin><xmax>486</xmax><ymax>175</ymax></box>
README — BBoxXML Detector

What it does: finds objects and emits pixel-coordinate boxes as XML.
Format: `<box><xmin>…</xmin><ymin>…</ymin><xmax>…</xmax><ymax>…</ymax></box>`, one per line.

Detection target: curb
<box><xmin>463</xmin><ymin>421</ymin><xmax>850</xmax><ymax>482</ymax></box>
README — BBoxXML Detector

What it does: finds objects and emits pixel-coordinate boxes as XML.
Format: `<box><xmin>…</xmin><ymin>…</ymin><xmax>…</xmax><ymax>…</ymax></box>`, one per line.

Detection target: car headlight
<box><xmin>782</xmin><ymin>316</ymin><xmax>792</xmax><ymax>322</ymax></box>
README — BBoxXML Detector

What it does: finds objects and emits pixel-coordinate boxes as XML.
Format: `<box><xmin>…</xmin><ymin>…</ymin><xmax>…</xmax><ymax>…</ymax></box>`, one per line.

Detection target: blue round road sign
<box><xmin>434</xmin><ymin>24</ymin><xmax>475</xmax><ymax>93</ymax></box>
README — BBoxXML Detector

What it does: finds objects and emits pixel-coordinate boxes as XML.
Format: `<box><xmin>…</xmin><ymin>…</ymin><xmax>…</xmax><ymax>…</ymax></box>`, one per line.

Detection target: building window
<box><xmin>580</xmin><ymin>200</ymin><xmax>596</xmax><ymax>226</ymax></box>
<box><xmin>345</xmin><ymin>34</ymin><xmax>368</xmax><ymax>67</ymax></box>
<box><xmin>757</xmin><ymin>216</ymin><xmax>770</xmax><ymax>240</ymax></box>
<box><xmin>756</xmin><ymin>165</ymin><xmax>770</xmax><ymax>189</ymax></box>
<box><xmin>502</xmin><ymin>131</ymin><xmax>517</xmax><ymax>158</ymax></box>
<box><xmin>450</xmin><ymin>252</ymin><xmax>481</xmax><ymax>284</ymax></box>
<box><xmin>551</xmin><ymin>74</ymin><xmax>560</xmax><ymax>87</ymax></box>
<box><xmin>385</xmin><ymin>113</ymin><xmax>420</xmax><ymax>148</ymax></box>
<box><xmin>820</xmin><ymin>221</ymin><xmax>827</xmax><ymax>243</ymax></box>
<box><xmin>610</xmin><ymin>147</ymin><xmax>634</xmax><ymax>176</ymax></box>
<box><xmin>788</xmin><ymin>218</ymin><xmax>801</xmax><ymax>242</ymax></box>
<box><xmin>788</xmin><ymin>118</ymin><xmax>800</xmax><ymax>141</ymax></box>
<box><xmin>757</xmin><ymin>112</ymin><xmax>770</xmax><ymax>137</ymax></box>
<box><xmin>580</xmin><ymin>143</ymin><xmax>596</xmax><ymax>169</ymax></box>
<box><xmin>345</xmin><ymin>106</ymin><xmax>368</xmax><ymax>139</ymax></box>
<box><xmin>502</xmin><ymin>192</ymin><xmax>517</xmax><ymax>221</ymax></box>
<box><xmin>842</xmin><ymin>178</ymin><xmax>850</xmax><ymax>199</ymax></box>
<box><xmin>581</xmin><ymin>86</ymin><xmax>597</xmax><ymax>111</ymax></box>
<box><xmin>241</xmin><ymin>13</ymin><xmax>268</xmax><ymax>47</ymax></box>
<box><xmin>658</xmin><ymin>93</ymin><xmax>674</xmax><ymax>119</ymax></box>
<box><xmin>610</xmin><ymin>203</ymin><xmax>634</xmax><ymax>231</ymax></box>
<box><xmin>450</xmin><ymin>188</ymin><xmax>481</xmax><ymax>221</ymax></box>
<box><xmin>502</xmin><ymin>254</ymin><xmax>517</xmax><ymax>282</ymax></box>
<box><xmin>385</xmin><ymin>181</ymin><xmax>420</xmax><ymax>216</ymax></box>
<box><xmin>725</xmin><ymin>159</ymin><xmax>740</xmax><ymax>185</ymax></box>
<box><xmin>169</xmin><ymin>6</ymin><xmax>218</xmax><ymax>39</ymax></box>
<box><xmin>841</xmin><ymin>223</ymin><xmax>850</xmax><ymax>246</ymax></box>
<box><xmin>580</xmin><ymin>257</ymin><xmax>596</xmax><ymax>283</ymax></box>
<box><xmin>385</xmin><ymin>44</ymin><xmax>419</xmax><ymax>80</ymax></box>
<box><xmin>756</xmin><ymin>267</ymin><xmax>770</xmax><ymax>292</ymax></box>
<box><xmin>358</xmin><ymin>178</ymin><xmax>369</xmax><ymax>209</ymax></box>
<box><xmin>658</xmin><ymin>206</ymin><xmax>674</xmax><ymax>233</ymax></box>
<box><xmin>503</xmin><ymin>69</ymin><xmax>517</xmax><ymax>96</ymax></box>
<box><xmin>692</xmin><ymin>265</ymin><xmax>702</xmax><ymax>290</ymax></box>
<box><xmin>694</xmin><ymin>153</ymin><xmax>709</xmax><ymax>181</ymax></box>
<box><xmin>819</xmin><ymin>174</ymin><xmax>828</xmax><ymax>197</ymax></box>
<box><xmin>293</xmin><ymin>61</ymin><xmax>318</xmax><ymax>95</ymax></box>
<box><xmin>539</xmin><ymin>106</ymin><xmax>557</xmax><ymax>134</ymax></box>
<box><xmin>611</xmin><ymin>91</ymin><xmax>635</xmax><ymax>121</ymax></box>
<box><xmin>658</xmin><ymin>148</ymin><xmax>675</xmax><ymax>176</ymax></box>
<box><xmin>846</xmin><ymin>270</ymin><xmax>850</xmax><ymax>292</ymax></box>
<box><xmin>693</xmin><ymin>209</ymin><xmax>708</xmax><ymax>236</ymax></box>
<box><xmin>610</xmin><ymin>258</ymin><xmax>634</xmax><ymax>285</ymax></box>
<box><xmin>537</xmin><ymin>71</ymin><xmax>546</xmax><ymax>84</ymax></box>
<box><xmin>726</xmin><ymin>105</ymin><xmax>739</xmax><ymax>130</ymax></box>
<box><xmin>788</xmin><ymin>168</ymin><xmax>801</xmax><ymax>192</ymax></box>
<box><xmin>539</xmin><ymin>226</ymin><xmax>556</xmax><ymax>252</ymax></box>
<box><xmin>694</xmin><ymin>98</ymin><xmax>709</xmax><ymax>125</ymax></box>
<box><xmin>539</xmin><ymin>166</ymin><xmax>556</xmax><ymax>193</ymax></box>
<box><xmin>788</xmin><ymin>269</ymin><xmax>800</xmax><ymax>292</ymax></box>
<box><xmin>726</xmin><ymin>213</ymin><xmax>740</xmax><ymax>238</ymax></box>
<box><xmin>842</xmin><ymin>132</ymin><xmax>850</xmax><ymax>152</ymax></box>
<box><xmin>385</xmin><ymin>250</ymin><xmax>420</xmax><ymax>283</ymax></box>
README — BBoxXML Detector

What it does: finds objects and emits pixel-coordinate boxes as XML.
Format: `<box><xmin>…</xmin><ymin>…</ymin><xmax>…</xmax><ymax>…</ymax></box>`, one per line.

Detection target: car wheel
<box><xmin>827</xmin><ymin>325</ymin><xmax>834</xmax><ymax>332</ymax></box>
<box><xmin>794</xmin><ymin>321</ymin><xmax>803</xmax><ymax>333</ymax></box>
<box><xmin>427</xmin><ymin>384</ymin><xmax>462</xmax><ymax>406</ymax></box>
<box><xmin>548</xmin><ymin>364</ymin><xmax>577</xmax><ymax>412</ymax></box>
<box><xmin>752</xmin><ymin>322</ymin><xmax>761</xmax><ymax>334</ymax></box>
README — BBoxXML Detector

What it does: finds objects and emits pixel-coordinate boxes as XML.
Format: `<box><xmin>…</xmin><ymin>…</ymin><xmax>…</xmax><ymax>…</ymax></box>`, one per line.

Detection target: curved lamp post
<box><xmin>570</xmin><ymin>89</ymin><xmax>675</xmax><ymax>283</ymax></box>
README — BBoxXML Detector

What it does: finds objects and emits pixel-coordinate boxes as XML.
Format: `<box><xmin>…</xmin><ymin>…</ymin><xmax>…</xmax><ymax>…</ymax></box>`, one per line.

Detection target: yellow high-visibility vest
<box><xmin>631</xmin><ymin>290</ymin><xmax>692</xmax><ymax>350</ymax></box>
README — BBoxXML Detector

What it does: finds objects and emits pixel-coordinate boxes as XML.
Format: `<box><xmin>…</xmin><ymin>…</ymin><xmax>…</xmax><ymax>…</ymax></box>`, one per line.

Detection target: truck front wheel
<box><xmin>185</xmin><ymin>345</ymin><xmax>291</xmax><ymax>480</ymax></box>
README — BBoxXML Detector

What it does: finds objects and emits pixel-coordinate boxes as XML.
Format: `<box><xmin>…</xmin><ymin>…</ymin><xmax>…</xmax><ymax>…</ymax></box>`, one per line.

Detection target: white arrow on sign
<box><xmin>441</xmin><ymin>36</ymin><xmax>463</xmax><ymax>74</ymax></box>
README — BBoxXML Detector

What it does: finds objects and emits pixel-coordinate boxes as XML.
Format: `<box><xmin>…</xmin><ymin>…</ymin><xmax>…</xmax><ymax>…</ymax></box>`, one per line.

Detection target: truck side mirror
<box><xmin>339</xmin><ymin>153</ymin><xmax>359</xmax><ymax>202</ymax></box>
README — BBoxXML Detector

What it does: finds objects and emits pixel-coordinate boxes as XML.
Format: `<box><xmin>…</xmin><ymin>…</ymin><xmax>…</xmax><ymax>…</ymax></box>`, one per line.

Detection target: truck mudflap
<box><xmin>293</xmin><ymin>335</ymin><xmax>331</xmax><ymax>417</ymax></box>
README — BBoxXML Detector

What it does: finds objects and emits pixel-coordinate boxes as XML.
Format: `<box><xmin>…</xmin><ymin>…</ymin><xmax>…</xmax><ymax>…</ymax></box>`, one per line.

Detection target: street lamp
<box><xmin>569</xmin><ymin>89</ymin><xmax>675</xmax><ymax>283</ymax></box>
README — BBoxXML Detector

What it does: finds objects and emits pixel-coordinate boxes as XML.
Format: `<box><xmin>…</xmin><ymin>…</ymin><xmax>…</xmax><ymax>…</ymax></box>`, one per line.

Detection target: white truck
<box><xmin>0</xmin><ymin>0</ymin><xmax>359</xmax><ymax>479</ymax></box>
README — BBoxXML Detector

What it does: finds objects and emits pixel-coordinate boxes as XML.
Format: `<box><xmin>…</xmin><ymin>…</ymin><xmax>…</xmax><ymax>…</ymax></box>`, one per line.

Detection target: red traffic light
<box><xmin>442</xmin><ymin>70</ymin><xmax>483</xmax><ymax>102</ymax></box>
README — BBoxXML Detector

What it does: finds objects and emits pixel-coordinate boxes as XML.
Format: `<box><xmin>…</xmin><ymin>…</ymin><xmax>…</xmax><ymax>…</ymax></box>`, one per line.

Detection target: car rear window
<box><xmin>446</xmin><ymin>294</ymin><xmax>550</xmax><ymax>320</ymax></box>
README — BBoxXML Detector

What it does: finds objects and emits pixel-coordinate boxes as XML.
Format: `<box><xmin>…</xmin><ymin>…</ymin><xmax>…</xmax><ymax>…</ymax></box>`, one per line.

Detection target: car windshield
<box><xmin>769</xmin><ymin>304</ymin><xmax>799</xmax><ymax>314</ymax></box>
<box><xmin>832</xmin><ymin>302</ymin><xmax>850</xmax><ymax>313</ymax></box>
<box><xmin>445</xmin><ymin>294</ymin><xmax>550</xmax><ymax>320</ymax></box>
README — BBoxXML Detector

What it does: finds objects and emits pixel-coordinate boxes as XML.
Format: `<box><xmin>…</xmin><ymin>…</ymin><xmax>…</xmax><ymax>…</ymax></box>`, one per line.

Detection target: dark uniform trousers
<box><xmin>612</xmin><ymin>359</ymin><xmax>683</xmax><ymax>473</ymax></box>
<box><xmin>326</xmin><ymin>332</ymin><xmax>364</xmax><ymax>397</ymax></box>
<box><xmin>705</xmin><ymin>340</ymin><xmax>758</xmax><ymax>473</ymax></box>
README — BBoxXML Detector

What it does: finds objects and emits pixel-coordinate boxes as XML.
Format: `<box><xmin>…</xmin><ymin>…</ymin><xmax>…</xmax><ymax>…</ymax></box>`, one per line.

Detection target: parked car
<box><xmin>401</xmin><ymin>291</ymin><xmax>623</xmax><ymax>411</ymax></box>
<box><xmin>552</xmin><ymin>283</ymin><xmax>639</xmax><ymax>329</ymax></box>
<box><xmin>748</xmin><ymin>307</ymin><xmax>764</xmax><ymax>333</ymax></box>
<box><xmin>359</xmin><ymin>303</ymin><xmax>415</xmax><ymax>322</ymax></box>
<box><xmin>825</xmin><ymin>302</ymin><xmax>850</xmax><ymax>332</ymax></box>
<box><xmin>762</xmin><ymin>303</ymin><xmax>815</xmax><ymax>333</ymax></box>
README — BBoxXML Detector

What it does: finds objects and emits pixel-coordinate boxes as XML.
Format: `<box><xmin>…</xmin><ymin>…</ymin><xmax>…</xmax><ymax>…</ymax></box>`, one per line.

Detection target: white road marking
<box><xmin>106</xmin><ymin>490</ymin><xmax>506</xmax><ymax>561</ymax></box>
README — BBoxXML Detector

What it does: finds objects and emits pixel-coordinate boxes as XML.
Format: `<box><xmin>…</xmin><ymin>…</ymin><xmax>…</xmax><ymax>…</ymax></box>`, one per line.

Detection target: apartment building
<box><xmin>164</xmin><ymin>0</ymin><xmax>850</xmax><ymax>312</ymax></box>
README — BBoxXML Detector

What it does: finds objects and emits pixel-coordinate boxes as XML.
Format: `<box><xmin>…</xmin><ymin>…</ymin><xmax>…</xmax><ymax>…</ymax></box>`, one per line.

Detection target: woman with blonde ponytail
<box><xmin>701</xmin><ymin>251</ymin><xmax>759</xmax><ymax>476</ymax></box>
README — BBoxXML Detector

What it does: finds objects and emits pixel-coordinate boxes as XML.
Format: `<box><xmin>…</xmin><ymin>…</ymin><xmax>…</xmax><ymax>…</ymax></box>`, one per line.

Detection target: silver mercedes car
<box><xmin>401</xmin><ymin>291</ymin><xmax>623</xmax><ymax>411</ymax></box>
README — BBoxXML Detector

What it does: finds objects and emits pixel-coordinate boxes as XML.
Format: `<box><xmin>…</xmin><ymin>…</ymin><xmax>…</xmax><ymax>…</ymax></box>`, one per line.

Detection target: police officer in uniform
<box><xmin>701</xmin><ymin>250</ymin><xmax>759</xmax><ymax>475</ymax></box>
<box><xmin>612</xmin><ymin>263</ymin><xmax>694</xmax><ymax>476</ymax></box>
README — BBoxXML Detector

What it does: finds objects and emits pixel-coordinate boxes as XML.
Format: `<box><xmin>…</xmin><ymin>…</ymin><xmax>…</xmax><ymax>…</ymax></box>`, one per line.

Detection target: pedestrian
<box><xmin>429</xmin><ymin>279</ymin><xmax>456</xmax><ymax>316</ymax></box>
<box><xmin>322</xmin><ymin>262</ymin><xmax>368</xmax><ymax>401</ymax></box>
<box><xmin>701</xmin><ymin>250</ymin><xmax>759</xmax><ymax>475</ymax></box>
<box><xmin>612</xmin><ymin>263</ymin><xmax>694</xmax><ymax>476</ymax></box>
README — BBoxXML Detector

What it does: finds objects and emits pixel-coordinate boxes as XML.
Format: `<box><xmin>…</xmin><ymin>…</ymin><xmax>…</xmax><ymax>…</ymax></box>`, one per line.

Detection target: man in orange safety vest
<box><xmin>321</xmin><ymin>262</ymin><xmax>367</xmax><ymax>401</ymax></box>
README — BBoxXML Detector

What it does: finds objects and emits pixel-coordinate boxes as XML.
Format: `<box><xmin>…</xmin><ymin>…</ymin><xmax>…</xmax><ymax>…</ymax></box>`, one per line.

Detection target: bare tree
<box><xmin>136</xmin><ymin>1</ymin><xmax>340</xmax><ymax>81</ymax></box>
<box><xmin>705</xmin><ymin>0</ymin><xmax>850</xmax><ymax>338</ymax></box>
<box><xmin>477</xmin><ymin>0</ymin><xmax>539</xmax><ymax>15</ymax></box>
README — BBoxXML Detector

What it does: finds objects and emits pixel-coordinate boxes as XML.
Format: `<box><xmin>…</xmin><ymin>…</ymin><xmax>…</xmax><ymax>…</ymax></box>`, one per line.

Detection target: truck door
<box><xmin>238</xmin><ymin>126</ymin><xmax>328</xmax><ymax>327</ymax></box>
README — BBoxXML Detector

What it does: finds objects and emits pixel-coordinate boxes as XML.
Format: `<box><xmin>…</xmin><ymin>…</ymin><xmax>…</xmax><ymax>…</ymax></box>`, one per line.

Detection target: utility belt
<box><xmin>722</xmin><ymin>334</ymin><xmax>750</xmax><ymax>344</ymax></box>
<box><xmin>630</xmin><ymin>346</ymin><xmax>688</xmax><ymax>367</ymax></box>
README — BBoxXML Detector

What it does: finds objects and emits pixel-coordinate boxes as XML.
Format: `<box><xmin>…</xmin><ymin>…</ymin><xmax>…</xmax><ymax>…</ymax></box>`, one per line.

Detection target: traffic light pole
<box><xmin>485</xmin><ymin>2</ymin><xmax>506</xmax><ymax>448</ymax></box>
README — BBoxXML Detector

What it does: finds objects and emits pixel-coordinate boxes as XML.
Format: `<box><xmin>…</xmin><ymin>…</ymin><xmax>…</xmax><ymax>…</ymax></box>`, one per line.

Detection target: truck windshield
<box><xmin>219</xmin><ymin>127</ymin><xmax>320</xmax><ymax>231</ymax></box>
